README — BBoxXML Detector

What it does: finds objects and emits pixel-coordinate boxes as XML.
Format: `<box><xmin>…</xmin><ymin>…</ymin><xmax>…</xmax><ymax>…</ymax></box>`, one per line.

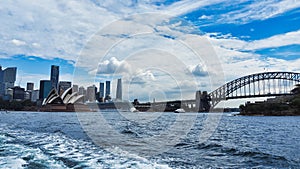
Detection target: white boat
<box><xmin>174</xmin><ymin>108</ymin><xmax>185</xmax><ymax>113</ymax></box>
<box><xmin>130</xmin><ymin>107</ymin><xmax>139</xmax><ymax>112</ymax></box>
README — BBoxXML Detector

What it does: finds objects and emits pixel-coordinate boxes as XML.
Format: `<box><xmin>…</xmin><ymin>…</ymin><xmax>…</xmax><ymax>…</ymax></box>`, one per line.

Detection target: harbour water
<box><xmin>0</xmin><ymin>111</ymin><xmax>299</xmax><ymax>168</ymax></box>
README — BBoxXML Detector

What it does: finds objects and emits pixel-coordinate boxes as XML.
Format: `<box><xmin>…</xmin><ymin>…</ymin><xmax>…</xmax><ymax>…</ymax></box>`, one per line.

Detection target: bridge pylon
<box><xmin>195</xmin><ymin>90</ymin><xmax>211</xmax><ymax>112</ymax></box>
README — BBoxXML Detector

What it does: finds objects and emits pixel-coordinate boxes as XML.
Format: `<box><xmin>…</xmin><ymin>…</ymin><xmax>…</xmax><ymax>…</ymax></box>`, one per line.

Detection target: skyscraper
<box><xmin>116</xmin><ymin>78</ymin><xmax>122</xmax><ymax>101</ymax></box>
<box><xmin>39</xmin><ymin>80</ymin><xmax>52</xmax><ymax>100</ymax></box>
<box><xmin>72</xmin><ymin>85</ymin><xmax>78</xmax><ymax>93</ymax></box>
<box><xmin>26</xmin><ymin>82</ymin><xmax>34</xmax><ymax>91</ymax></box>
<box><xmin>105</xmin><ymin>81</ymin><xmax>111</xmax><ymax>97</ymax></box>
<box><xmin>3</xmin><ymin>67</ymin><xmax>17</xmax><ymax>83</ymax></box>
<box><xmin>78</xmin><ymin>86</ymin><xmax>86</xmax><ymax>95</ymax></box>
<box><xmin>12</xmin><ymin>86</ymin><xmax>25</xmax><ymax>101</ymax></box>
<box><xmin>99</xmin><ymin>82</ymin><xmax>104</xmax><ymax>98</ymax></box>
<box><xmin>86</xmin><ymin>85</ymin><xmax>97</xmax><ymax>102</ymax></box>
<box><xmin>31</xmin><ymin>90</ymin><xmax>39</xmax><ymax>102</ymax></box>
<box><xmin>26</xmin><ymin>82</ymin><xmax>34</xmax><ymax>101</ymax></box>
<box><xmin>0</xmin><ymin>66</ymin><xmax>17</xmax><ymax>97</ymax></box>
<box><xmin>58</xmin><ymin>81</ymin><xmax>72</xmax><ymax>95</ymax></box>
<box><xmin>78</xmin><ymin>86</ymin><xmax>86</xmax><ymax>102</ymax></box>
<box><xmin>50</xmin><ymin>65</ymin><xmax>59</xmax><ymax>90</ymax></box>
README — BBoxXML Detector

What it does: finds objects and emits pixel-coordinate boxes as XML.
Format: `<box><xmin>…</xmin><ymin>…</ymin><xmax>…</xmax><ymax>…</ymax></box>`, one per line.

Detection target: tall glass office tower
<box><xmin>39</xmin><ymin>80</ymin><xmax>52</xmax><ymax>100</ymax></box>
<box><xmin>116</xmin><ymin>78</ymin><xmax>122</xmax><ymax>100</ymax></box>
<box><xmin>0</xmin><ymin>66</ymin><xmax>17</xmax><ymax>97</ymax></box>
<box><xmin>50</xmin><ymin>65</ymin><xmax>59</xmax><ymax>90</ymax></box>
<box><xmin>99</xmin><ymin>82</ymin><xmax>104</xmax><ymax>98</ymax></box>
<box><xmin>105</xmin><ymin>81</ymin><xmax>110</xmax><ymax>97</ymax></box>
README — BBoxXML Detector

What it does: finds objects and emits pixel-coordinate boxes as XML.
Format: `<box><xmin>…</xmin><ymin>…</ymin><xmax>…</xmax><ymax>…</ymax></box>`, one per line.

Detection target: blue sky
<box><xmin>1</xmin><ymin>0</ymin><xmax>300</xmax><ymax>106</ymax></box>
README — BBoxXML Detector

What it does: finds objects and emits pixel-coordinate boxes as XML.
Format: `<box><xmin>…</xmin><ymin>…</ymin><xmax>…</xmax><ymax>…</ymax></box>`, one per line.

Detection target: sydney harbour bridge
<box><xmin>143</xmin><ymin>72</ymin><xmax>300</xmax><ymax>112</ymax></box>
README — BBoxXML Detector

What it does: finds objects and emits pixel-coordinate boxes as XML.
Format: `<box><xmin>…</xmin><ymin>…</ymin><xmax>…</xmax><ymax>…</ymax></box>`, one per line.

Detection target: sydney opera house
<box><xmin>41</xmin><ymin>87</ymin><xmax>89</xmax><ymax>112</ymax></box>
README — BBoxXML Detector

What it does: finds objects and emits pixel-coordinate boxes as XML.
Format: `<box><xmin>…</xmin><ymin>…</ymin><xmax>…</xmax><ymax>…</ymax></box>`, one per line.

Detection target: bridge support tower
<box><xmin>195</xmin><ymin>90</ymin><xmax>211</xmax><ymax>112</ymax></box>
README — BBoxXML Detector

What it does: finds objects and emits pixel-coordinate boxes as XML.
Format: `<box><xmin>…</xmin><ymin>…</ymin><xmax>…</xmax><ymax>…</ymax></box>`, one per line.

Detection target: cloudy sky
<box><xmin>1</xmin><ymin>0</ymin><xmax>300</xmax><ymax>106</ymax></box>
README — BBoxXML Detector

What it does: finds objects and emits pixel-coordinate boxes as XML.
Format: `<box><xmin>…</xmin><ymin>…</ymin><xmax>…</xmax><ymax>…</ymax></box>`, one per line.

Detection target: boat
<box><xmin>174</xmin><ymin>108</ymin><xmax>185</xmax><ymax>113</ymax></box>
<box><xmin>130</xmin><ymin>107</ymin><xmax>139</xmax><ymax>112</ymax></box>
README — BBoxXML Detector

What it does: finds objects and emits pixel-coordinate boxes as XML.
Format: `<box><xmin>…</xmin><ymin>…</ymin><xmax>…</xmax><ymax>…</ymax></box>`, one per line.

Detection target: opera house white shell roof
<box><xmin>42</xmin><ymin>87</ymin><xmax>84</xmax><ymax>105</ymax></box>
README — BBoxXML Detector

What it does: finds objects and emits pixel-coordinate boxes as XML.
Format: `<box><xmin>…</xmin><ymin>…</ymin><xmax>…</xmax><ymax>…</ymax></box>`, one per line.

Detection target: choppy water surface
<box><xmin>0</xmin><ymin>111</ymin><xmax>299</xmax><ymax>168</ymax></box>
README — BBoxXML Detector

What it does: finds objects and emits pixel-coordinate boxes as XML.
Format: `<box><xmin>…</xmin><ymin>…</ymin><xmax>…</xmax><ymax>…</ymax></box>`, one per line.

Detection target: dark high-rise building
<box><xmin>0</xmin><ymin>66</ymin><xmax>17</xmax><ymax>97</ymax></box>
<box><xmin>0</xmin><ymin>67</ymin><xmax>4</xmax><ymax>97</ymax></box>
<box><xmin>26</xmin><ymin>82</ymin><xmax>34</xmax><ymax>91</ymax></box>
<box><xmin>50</xmin><ymin>65</ymin><xmax>59</xmax><ymax>90</ymax></box>
<box><xmin>0</xmin><ymin>66</ymin><xmax>3</xmax><ymax>83</ymax></box>
<box><xmin>39</xmin><ymin>80</ymin><xmax>52</xmax><ymax>100</ymax></box>
<box><xmin>26</xmin><ymin>82</ymin><xmax>34</xmax><ymax>101</ymax></box>
<box><xmin>12</xmin><ymin>86</ymin><xmax>25</xmax><ymax>101</ymax></box>
<box><xmin>105</xmin><ymin>81</ymin><xmax>111</xmax><ymax>97</ymax></box>
<box><xmin>99</xmin><ymin>82</ymin><xmax>104</xmax><ymax>98</ymax></box>
<box><xmin>58</xmin><ymin>81</ymin><xmax>72</xmax><ymax>95</ymax></box>
<box><xmin>116</xmin><ymin>78</ymin><xmax>122</xmax><ymax>101</ymax></box>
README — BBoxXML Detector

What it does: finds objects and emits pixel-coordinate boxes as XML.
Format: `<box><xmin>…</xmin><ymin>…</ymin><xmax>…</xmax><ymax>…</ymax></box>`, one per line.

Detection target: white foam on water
<box><xmin>0</xmin><ymin>158</ymin><xmax>26</xmax><ymax>169</ymax></box>
<box><xmin>0</xmin><ymin>135</ymin><xmax>67</xmax><ymax>169</ymax></box>
<box><xmin>0</xmin><ymin>125</ymin><xmax>171</xmax><ymax>169</ymax></box>
<box><xmin>108</xmin><ymin>146</ymin><xmax>172</xmax><ymax>169</ymax></box>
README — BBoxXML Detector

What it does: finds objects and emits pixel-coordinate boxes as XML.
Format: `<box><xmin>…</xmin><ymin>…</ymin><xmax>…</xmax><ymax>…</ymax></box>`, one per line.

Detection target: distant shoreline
<box><xmin>239</xmin><ymin>93</ymin><xmax>300</xmax><ymax>116</ymax></box>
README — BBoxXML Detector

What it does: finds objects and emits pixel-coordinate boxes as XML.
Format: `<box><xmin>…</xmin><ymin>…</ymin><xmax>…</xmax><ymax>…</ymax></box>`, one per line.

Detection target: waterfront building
<box><xmin>99</xmin><ymin>82</ymin><xmax>104</xmax><ymax>98</ymax></box>
<box><xmin>26</xmin><ymin>82</ymin><xmax>34</xmax><ymax>91</ymax></box>
<box><xmin>78</xmin><ymin>86</ymin><xmax>86</xmax><ymax>95</ymax></box>
<box><xmin>96</xmin><ymin>82</ymin><xmax>105</xmax><ymax>102</ymax></box>
<box><xmin>39</xmin><ymin>80</ymin><xmax>52</xmax><ymax>100</ymax></box>
<box><xmin>78</xmin><ymin>86</ymin><xmax>86</xmax><ymax>102</ymax></box>
<box><xmin>12</xmin><ymin>86</ymin><xmax>25</xmax><ymax>101</ymax></box>
<box><xmin>58</xmin><ymin>81</ymin><xmax>72</xmax><ymax>95</ymax></box>
<box><xmin>4</xmin><ymin>88</ymin><xmax>13</xmax><ymax>101</ymax></box>
<box><xmin>105</xmin><ymin>81</ymin><xmax>111</xmax><ymax>97</ymax></box>
<box><xmin>86</xmin><ymin>85</ymin><xmax>97</xmax><ymax>102</ymax></box>
<box><xmin>50</xmin><ymin>65</ymin><xmax>59</xmax><ymax>90</ymax></box>
<box><xmin>195</xmin><ymin>90</ymin><xmax>201</xmax><ymax>112</ymax></box>
<box><xmin>31</xmin><ymin>90</ymin><xmax>39</xmax><ymax>102</ymax></box>
<box><xmin>24</xmin><ymin>91</ymin><xmax>31</xmax><ymax>100</ymax></box>
<box><xmin>116</xmin><ymin>78</ymin><xmax>122</xmax><ymax>101</ymax></box>
<box><xmin>0</xmin><ymin>66</ymin><xmax>17</xmax><ymax>97</ymax></box>
<box><xmin>72</xmin><ymin>85</ymin><xmax>78</xmax><ymax>93</ymax></box>
<box><xmin>26</xmin><ymin>82</ymin><xmax>34</xmax><ymax>99</ymax></box>
<box><xmin>0</xmin><ymin>67</ymin><xmax>2</xmax><ymax>96</ymax></box>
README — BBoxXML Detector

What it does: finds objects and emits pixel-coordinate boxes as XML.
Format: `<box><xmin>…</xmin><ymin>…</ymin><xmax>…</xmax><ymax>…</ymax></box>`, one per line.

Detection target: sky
<box><xmin>1</xmin><ymin>0</ymin><xmax>300</xmax><ymax>107</ymax></box>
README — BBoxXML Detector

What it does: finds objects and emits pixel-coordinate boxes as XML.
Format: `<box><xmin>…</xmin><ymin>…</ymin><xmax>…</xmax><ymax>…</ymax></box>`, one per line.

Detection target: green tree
<box><xmin>9</xmin><ymin>101</ymin><xmax>23</xmax><ymax>111</ymax></box>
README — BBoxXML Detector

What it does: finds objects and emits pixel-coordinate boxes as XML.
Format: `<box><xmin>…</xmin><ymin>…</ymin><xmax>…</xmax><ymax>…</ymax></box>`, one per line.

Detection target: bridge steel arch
<box><xmin>209</xmin><ymin>72</ymin><xmax>300</xmax><ymax>108</ymax></box>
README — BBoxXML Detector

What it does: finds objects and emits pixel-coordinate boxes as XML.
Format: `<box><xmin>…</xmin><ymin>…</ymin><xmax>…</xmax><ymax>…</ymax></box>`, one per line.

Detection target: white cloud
<box><xmin>2</xmin><ymin>0</ymin><xmax>300</xmax><ymax>105</ymax></box>
<box><xmin>0</xmin><ymin>0</ymin><xmax>118</xmax><ymax>60</ymax></box>
<box><xmin>219</xmin><ymin>0</ymin><xmax>300</xmax><ymax>24</ymax></box>
<box><xmin>199</xmin><ymin>15</ymin><xmax>212</xmax><ymax>20</ymax></box>
<box><xmin>32</xmin><ymin>43</ymin><xmax>41</xmax><ymax>48</ymax></box>
<box><xmin>11</xmin><ymin>39</ymin><xmax>26</xmax><ymax>46</ymax></box>
<box><xmin>206</xmin><ymin>30</ymin><xmax>300</xmax><ymax>61</ymax></box>
<box><xmin>187</xmin><ymin>64</ymin><xmax>208</xmax><ymax>77</ymax></box>
<box><xmin>163</xmin><ymin>0</ymin><xmax>226</xmax><ymax>16</ymax></box>
<box><xmin>130</xmin><ymin>70</ymin><xmax>156</xmax><ymax>85</ymax></box>
<box><xmin>245</xmin><ymin>30</ymin><xmax>300</xmax><ymax>50</ymax></box>
<box><xmin>96</xmin><ymin>57</ymin><xmax>131</xmax><ymax>74</ymax></box>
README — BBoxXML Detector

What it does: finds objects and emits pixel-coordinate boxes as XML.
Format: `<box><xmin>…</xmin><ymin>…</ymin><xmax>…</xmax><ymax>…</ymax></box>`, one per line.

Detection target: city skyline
<box><xmin>0</xmin><ymin>1</ymin><xmax>300</xmax><ymax>106</ymax></box>
<box><xmin>0</xmin><ymin>65</ymin><xmax>114</xmax><ymax>90</ymax></box>
<box><xmin>0</xmin><ymin>64</ymin><xmax>123</xmax><ymax>103</ymax></box>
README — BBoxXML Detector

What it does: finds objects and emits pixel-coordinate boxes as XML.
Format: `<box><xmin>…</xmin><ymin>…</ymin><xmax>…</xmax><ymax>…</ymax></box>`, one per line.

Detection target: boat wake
<box><xmin>0</xmin><ymin>124</ymin><xmax>170</xmax><ymax>169</ymax></box>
